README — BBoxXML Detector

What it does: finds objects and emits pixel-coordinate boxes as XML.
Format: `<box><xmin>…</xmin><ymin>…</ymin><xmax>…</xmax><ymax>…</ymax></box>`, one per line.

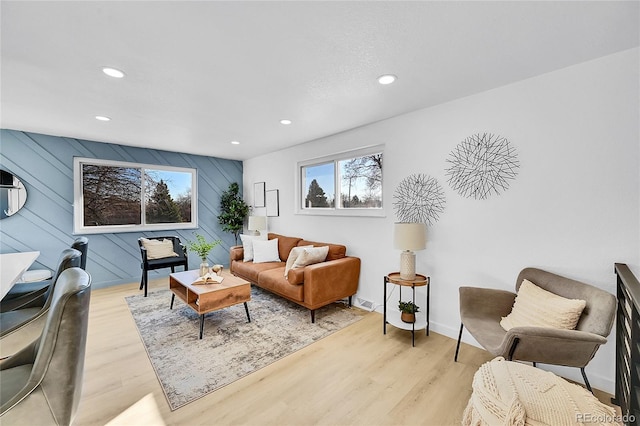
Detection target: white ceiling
<box><xmin>1</xmin><ymin>1</ymin><xmax>638</xmax><ymax>161</ymax></box>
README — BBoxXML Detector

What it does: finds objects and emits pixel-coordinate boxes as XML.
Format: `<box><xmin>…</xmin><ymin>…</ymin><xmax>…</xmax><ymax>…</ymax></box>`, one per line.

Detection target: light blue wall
<box><xmin>0</xmin><ymin>129</ymin><xmax>243</xmax><ymax>289</ymax></box>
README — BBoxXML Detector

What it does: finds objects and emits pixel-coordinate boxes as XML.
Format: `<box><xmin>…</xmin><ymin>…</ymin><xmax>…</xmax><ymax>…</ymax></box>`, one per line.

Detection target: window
<box><xmin>297</xmin><ymin>145</ymin><xmax>384</xmax><ymax>217</ymax></box>
<box><xmin>73</xmin><ymin>158</ymin><xmax>197</xmax><ymax>234</ymax></box>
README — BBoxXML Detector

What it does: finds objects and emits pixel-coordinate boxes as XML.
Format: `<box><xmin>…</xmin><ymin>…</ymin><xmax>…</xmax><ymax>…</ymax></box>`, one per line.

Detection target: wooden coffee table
<box><xmin>169</xmin><ymin>269</ymin><xmax>251</xmax><ymax>339</ymax></box>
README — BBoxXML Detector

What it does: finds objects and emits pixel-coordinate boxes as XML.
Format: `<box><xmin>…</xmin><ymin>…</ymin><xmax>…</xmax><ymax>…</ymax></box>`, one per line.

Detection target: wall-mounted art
<box><xmin>445</xmin><ymin>132</ymin><xmax>519</xmax><ymax>200</ymax></box>
<box><xmin>393</xmin><ymin>174</ymin><xmax>446</xmax><ymax>225</ymax></box>
<box><xmin>254</xmin><ymin>182</ymin><xmax>265</xmax><ymax>207</ymax></box>
<box><xmin>266</xmin><ymin>189</ymin><xmax>279</xmax><ymax>217</ymax></box>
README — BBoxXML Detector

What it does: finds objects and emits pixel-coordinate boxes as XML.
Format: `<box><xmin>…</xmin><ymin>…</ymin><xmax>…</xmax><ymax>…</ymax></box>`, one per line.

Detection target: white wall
<box><xmin>243</xmin><ymin>48</ymin><xmax>639</xmax><ymax>393</ymax></box>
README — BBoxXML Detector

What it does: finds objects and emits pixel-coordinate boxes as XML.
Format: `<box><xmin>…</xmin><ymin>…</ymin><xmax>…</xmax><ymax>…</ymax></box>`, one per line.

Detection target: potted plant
<box><xmin>187</xmin><ymin>233</ymin><xmax>222</xmax><ymax>276</ymax></box>
<box><xmin>217</xmin><ymin>182</ymin><xmax>250</xmax><ymax>245</ymax></box>
<box><xmin>398</xmin><ymin>301</ymin><xmax>420</xmax><ymax>323</ymax></box>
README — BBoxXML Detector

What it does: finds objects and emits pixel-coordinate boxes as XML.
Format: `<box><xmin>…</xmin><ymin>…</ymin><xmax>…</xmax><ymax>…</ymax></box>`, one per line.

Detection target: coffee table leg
<box><xmin>170</xmin><ymin>293</ymin><xmax>175</xmax><ymax>309</ymax></box>
<box><xmin>199</xmin><ymin>314</ymin><xmax>205</xmax><ymax>339</ymax></box>
<box><xmin>244</xmin><ymin>302</ymin><xmax>251</xmax><ymax>323</ymax></box>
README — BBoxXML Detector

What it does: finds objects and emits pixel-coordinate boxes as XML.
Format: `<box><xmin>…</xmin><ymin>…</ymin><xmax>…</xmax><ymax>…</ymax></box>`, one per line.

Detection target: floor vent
<box><xmin>357</xmin><ymin>298</ymin><xmax>375</xmax><ymax>311</ymax></box>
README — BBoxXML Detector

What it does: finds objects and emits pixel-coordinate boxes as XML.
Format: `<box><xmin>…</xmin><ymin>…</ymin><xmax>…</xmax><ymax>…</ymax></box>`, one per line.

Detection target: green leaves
<box><xmin>187</xmin><ymin>233</ymin><xmax>221</xmax><ymax>261</ymax></box>
<box><xmin>398</xmin><ymin>301</ymin><xmax>420</xmax><ymax>314</ymax></box>
<box><xmin>217</xmin><ymin>182</ymin><xmax>250</xmax><ymax>244</ymax></box>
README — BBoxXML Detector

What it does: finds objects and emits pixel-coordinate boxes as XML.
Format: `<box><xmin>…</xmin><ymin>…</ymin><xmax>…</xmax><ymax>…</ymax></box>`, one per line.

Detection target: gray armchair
<box><xmin>0</xmin><ymin>267</ymin><xmax>91</xmax><ymax>425</ymax></box>
<box><xmin>454</xmin><ymin>267</ymin><xmax>616</xmax><ymax>392</ymax></box>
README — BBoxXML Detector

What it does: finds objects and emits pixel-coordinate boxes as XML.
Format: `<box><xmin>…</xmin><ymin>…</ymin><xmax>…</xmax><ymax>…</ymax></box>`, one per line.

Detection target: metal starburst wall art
<box><xmin>393</xmin><ymin>174</ymin><xmax>446</xmax><ymax>225</ymax></box>
<box><xmin>445</xmin><ymin>133</ymin><xmax>520</xmax><ymax>200</ymax></box>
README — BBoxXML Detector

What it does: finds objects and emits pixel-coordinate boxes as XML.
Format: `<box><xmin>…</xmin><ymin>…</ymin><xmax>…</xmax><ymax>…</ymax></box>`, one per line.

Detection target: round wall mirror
<box><xmin>0</xmin><ymin>169</ymin><xmax>28</xmax><ymax>219</ymax></box>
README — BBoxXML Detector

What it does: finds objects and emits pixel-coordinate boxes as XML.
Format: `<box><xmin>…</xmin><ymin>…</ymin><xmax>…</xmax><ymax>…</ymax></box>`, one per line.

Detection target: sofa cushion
<box><xmin>232</xmin><ymin>260</ymin><xmax>284</xmax><ymax>283</ymax></box>
<box><xmin>253</xmin><ymin>239</ymin><xmax>281</xmax><ymax>263</ymax></box>
<box><xmin>286</xmin><ymin>268</ymin><xmax>305</xmax><ymax>285</ymax></box>
<box><xmin>293</xmin><ymin>246</ymin><xmax>329</xmax><ymax>269</ymax></box>
<box><xmin>297</xmin><ymin>240</ymin><xmax>346</xmax><ymax>261</ymax></box>
<box><xmin>258</xmin><ymin>267</ymin><xmax>304</xmax><ymax>302</ymax></box>
<box><xmin>268</xmin><ymin>233</ymin><xmax>302</xmax><ymax>261</ymax></box>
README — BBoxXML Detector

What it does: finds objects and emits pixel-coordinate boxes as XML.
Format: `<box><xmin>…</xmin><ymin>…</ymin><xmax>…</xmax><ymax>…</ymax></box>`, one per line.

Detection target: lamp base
<box><xmin>399</xmin><ymin>250</ymin><xmax>416</xmax><ymax>280</ymax></box>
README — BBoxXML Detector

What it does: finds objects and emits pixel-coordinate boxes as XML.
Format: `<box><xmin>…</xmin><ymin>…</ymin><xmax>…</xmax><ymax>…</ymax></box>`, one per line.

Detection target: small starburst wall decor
<box><xmin>393</xmin><ymin>174</ymin><xmax>446</xmax><ymax>225</ymax></box>
<box><xmin>445</xmin><ymin>132</ymin><xmax>520</xmax><ymax>200</ymax></box>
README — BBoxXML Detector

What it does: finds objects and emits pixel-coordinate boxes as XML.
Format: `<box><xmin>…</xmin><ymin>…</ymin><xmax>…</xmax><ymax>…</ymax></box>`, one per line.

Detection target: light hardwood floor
<box><xmin>75</xmin><ymin>278</ymin><xmax>613</xmax><ymax>426</ymax></box>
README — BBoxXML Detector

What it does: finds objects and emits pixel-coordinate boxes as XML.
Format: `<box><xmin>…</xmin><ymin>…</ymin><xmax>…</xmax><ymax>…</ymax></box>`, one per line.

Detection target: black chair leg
<box><xmin>143</xmin><ymin>270</ymin><xmax>148</xmax><ymax>297</ymax></box>
<box><xmin>454</xmin><ymin>323</ymin><xmax>464</xmax><ymax>362</ymax></box>
<box><xmin>580</xmin><ymin>367</ymin><xmax>593</xmax><ymax>393</ymax></box>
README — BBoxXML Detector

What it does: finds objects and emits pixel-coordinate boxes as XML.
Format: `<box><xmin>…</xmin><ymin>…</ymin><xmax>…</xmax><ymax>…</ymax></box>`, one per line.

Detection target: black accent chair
<box><xmin>0</xmin><ymin>248</ymin><xmax>82</xmax><ymax>338</ymax></box>
<box><xmin>138</xmin><ymin>236</ymin><xmax>188</xmax><ymax>297</ymax></box>
<box><xmin>0</xmin><ymin>237</ymin><xmax>88</xmax><ymax>313</ymax></box>
<box><xmin>0</xmin><ymin>267</ymin><xmax>91</xmax><ymax>425</ymax></box>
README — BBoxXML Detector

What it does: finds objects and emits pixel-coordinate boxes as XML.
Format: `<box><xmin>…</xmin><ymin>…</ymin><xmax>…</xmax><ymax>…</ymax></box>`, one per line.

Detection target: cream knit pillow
<box><xmin>500</xmin><ymin>279</ymin><xmax>587</xmax><ymax>331</ymax></box>
<box><xmin>141</xmin><ymin>238</ymin><xmax>178</xmax><ymax>260</ymax></box>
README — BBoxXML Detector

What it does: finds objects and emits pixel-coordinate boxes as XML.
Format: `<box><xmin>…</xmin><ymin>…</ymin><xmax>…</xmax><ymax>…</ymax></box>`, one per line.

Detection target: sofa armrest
<box><xmin>498</xmin><ymin>326</ymin><xmax>607</xmax><ymax>367</ymax></box>
<box><xmin>230</xmin><ymin>245</ymin><xmax>244</xmax><ymax>263</ymax></box>
<box><xmin>303</xmin><ymin>257</ymin><xmax>360</xmax><ymax>308</ymax></box>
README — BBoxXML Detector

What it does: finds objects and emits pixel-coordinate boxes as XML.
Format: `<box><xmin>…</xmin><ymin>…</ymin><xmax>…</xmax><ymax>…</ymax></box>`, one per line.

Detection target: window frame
<box><xmin>73</xmin><ymin>157</ymin><xmax>198</xmax><ymax>234</ymax></box>
<box><xmin>295</xmin><ymin>145</ymin><xmax>385</xmax><ymax>217</ymax></box>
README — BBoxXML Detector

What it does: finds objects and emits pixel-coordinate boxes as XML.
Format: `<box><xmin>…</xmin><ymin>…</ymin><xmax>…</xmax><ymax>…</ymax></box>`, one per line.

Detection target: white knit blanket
<box><xmin>462</xmin><ymin>358</ymin><xmax>620</xmax><ymax>426</ymax></box>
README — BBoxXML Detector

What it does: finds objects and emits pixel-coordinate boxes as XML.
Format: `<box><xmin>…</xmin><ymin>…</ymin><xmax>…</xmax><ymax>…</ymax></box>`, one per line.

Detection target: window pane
<box><xmin>339</xmin><ymin>153</ymin><xmax>382</xmax><ymax>208</ymax></box>
<box><xmin>82</xmin><ymin>164</ymin><xmax>141</xmax><ymax>226</ymax></box>
<box><xmin>144</xmin><ymin>169</ymin><xmax>192</xmax><ymax>224</ymax></box>
<box><xmin>302</xmin><ymin>162</ymin><xmax>334</xmax><ymax>208</ymax></box>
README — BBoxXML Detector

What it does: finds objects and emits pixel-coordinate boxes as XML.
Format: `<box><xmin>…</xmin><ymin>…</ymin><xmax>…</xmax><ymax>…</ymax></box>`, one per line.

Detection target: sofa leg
<box><xmin>454</xmin><ymin>323</ymin><xmax>464</xmax><ymax>362</ymax></box>
<box><xmin>348</xmin><ymin>296</ymin><xmax>352</xmax><ymax>307</ymax></box>
<box><xmin>310</xmin><ymin>310</ymin><xmax>315</xmax><ymax>323</ymax></box>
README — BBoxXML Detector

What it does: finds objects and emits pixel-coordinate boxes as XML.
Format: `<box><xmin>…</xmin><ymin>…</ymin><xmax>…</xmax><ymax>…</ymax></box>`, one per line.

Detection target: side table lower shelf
<box><xmin>383</xmin><ymin>272</ymin><xmax>430</xmax><ymax>347</ymax></box>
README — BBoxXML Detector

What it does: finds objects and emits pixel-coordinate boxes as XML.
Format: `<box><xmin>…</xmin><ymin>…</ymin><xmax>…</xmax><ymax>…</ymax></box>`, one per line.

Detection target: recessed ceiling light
<box><xmin>95</xmin><ymin>115</ymin><xmax>111</xmax><ymax>121</ymax></box>
<box><xmin>377</xmin><ymin>74</ymin><xmax>397</xmax><ymax>85</ymax></box>
<box><xmin>102</xmin><ymin>67</ymin><xmax>125</xmax><ymax>78</ymax></box>
<box><xmin>231</xmin><ymin>140</ymin><xmax>240</xmax><ymax>145</ymax></box>
<box><xmin>280</xmin><ymin>119</ymin><xmax>292</xmax><ymax>125</ymax></box>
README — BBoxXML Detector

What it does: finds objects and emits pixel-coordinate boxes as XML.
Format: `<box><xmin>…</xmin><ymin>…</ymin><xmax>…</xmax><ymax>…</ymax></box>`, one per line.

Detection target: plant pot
<box><xmin>199</xmin><ymin>261</ymin><xmax>210</xmax><ymax>277</ymax></box>
<box><xmin>401</xmin><ymin>312</ymin><xmax>416</xmax><ymax>323</ymax></box>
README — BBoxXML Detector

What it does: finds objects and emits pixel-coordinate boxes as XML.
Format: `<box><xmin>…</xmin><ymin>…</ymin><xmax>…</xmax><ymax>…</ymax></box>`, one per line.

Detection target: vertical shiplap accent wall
<box><xmin>0</xmin><ymin>129</ymin><xmax>243</xmax><ymax>289</ymax></box>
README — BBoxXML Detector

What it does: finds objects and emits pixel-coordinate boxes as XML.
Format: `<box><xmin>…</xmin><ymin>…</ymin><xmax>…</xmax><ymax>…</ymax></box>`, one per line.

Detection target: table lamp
<box><xmin>248</xmin><ymin>216</ymin><xmax>267</xmax><ymax>236</ymax></box>
<box><xmin>394</xmin><ymin>222</ymin><xmax>426</xmax><ymax>280</ymax></box>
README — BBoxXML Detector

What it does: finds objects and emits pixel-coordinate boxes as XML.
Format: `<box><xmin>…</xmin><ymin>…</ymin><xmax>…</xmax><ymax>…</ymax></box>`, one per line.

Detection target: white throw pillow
<box><xmin>240</xmin><ymin>234</ymin><xmax>267</xmax><ymax>262</ymax></box>
<box><xmin>292</xmin><ymin>246</ymin><xmax>329</xmax><ymax>269</ymax></box>
<box><xmin>141</xmin><ymin>238</ymin><xmax>178</xmax><ymax>260</ymax></box>
<box><xmin>284</xmin><ymin>245</ymin><xmax>314</xmax><ymax>277</ymax></box>
<box><xmin>500</xmin><ymin>279</ymin><xmax>587</xmax><ymax>331</ymax></box>
<box><xmin>252</xmin><ymin>238</ymin><xmax>281</xmax><ymax>263</ymax></box>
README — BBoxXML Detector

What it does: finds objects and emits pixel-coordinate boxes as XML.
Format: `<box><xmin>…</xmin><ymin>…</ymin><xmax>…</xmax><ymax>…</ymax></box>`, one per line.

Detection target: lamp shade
<box><xmin>248</xmin><ymin>215</ymin><xmax>267</xmax><ymax>231</ymax></box>
<box><xmin>394</xmin><ymin>222</ymin><xmax>426</xmax><ymax>251</ymax></box>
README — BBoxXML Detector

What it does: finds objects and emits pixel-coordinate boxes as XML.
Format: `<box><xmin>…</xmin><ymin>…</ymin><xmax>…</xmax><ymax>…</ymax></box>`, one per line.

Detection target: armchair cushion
<box><xmin>141</xmin><ymin>238</ymin><xmax>178</xmax><ymax>260</ymax></box>
<box><xmin>500</xmin><ymin>279</ymin><xmax>586</xmax><ymax>332</ymax></box>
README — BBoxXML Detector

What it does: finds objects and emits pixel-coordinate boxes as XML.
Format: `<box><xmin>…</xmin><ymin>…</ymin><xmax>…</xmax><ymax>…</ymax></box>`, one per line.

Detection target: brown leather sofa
<box><xmin>230</xmin><ymin>233</ymin><xmax>360</xmax><ymax>322</ymax></box>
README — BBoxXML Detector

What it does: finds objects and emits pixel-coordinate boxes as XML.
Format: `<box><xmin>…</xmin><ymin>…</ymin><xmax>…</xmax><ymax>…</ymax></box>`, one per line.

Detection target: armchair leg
<box><xmin>580</xmin><ymin>367</ymin><xmax>593</xmax><ymax>393</ymax></box>
<box><xmin>142</xmin><ymin>270</ymin><xmax>148</xmax><ymax>297</ymax></box>
<box><xmin>507</xmin><ymin>337</ymin><xmax>520</xmax><ymax>361</ymax></box>
<box><xmin>454</xmin><ymin>323</ymin><xmax>464</xmax><ymax>362</ymax></box>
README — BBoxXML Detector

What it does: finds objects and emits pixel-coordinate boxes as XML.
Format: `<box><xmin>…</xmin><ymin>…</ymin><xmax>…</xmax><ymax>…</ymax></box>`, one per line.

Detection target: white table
<box><xmin>0</xmin><ymin>251</ymin><xmax>40</xmax><ymax>299</ymax></box>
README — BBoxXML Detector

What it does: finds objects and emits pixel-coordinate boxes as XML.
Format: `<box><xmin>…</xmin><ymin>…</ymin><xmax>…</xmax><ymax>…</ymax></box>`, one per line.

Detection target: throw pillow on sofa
<box><xmin>292</xmin><ymin>246</ymin><xmax>329</xmax><ymax>270</ymax></box>
<box><xmin>253</xmin><ymin>238</ymin><xmax>281</xmax><ymax>263</ymax></box>
<box><xmin>284</xmin><ymin>245</ymin><xmax>313</xmax><ymax>277</ymax></box>
<box><xmin>240</xmin><ymin>234</ymin><xmax>267</xmax><ymax>261</ymax></box>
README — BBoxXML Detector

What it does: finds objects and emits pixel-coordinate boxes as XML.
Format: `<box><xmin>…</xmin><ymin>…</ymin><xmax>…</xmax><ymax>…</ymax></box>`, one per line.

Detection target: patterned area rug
<box><xmin>125</xmin><ymin>286</ymin><xmax>363</xmax><ymax>410</ymax></box>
